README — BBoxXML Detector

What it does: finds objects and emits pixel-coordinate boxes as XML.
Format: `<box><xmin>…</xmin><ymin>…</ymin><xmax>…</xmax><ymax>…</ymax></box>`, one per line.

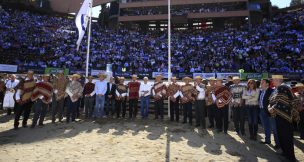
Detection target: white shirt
<box><xmin>108</xmin><ymin>83</ymin><xmax>113</xmax><ymax>91</ymax></box>
<box><xmin>15</xmin><ymin>89</ymin><xmax>21</xmax><ymax>100</ymax></box>
<box><xmin>139</xmin><ymin>83</ymin><xmax>152</xmax><ymax>97</ymax></box>
<box><xmin>196</xmin><ymin>85</ymin><xmax>206</xmax><ymax>100</ymax></box>
<box><xmin>5</xmin><ymin>79</ymin><xmax>19</xmax><ymax>90</ymax></box>
<box><xmin>92</xmin><ymin>80</ymin><xmax>107</xmax><ymax>96</ymax></box>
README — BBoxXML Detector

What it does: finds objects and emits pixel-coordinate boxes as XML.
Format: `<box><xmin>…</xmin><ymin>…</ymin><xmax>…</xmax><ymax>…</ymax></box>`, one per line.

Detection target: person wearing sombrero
<box><xmin>206</xmin><ymin>77</ymin><xmax>217</xmax><ymax>129</ymax></box>
<box><xmin>14</xmin><ymin>70</ymin><xmax>36</xmax><ymax>128</ymax></box>
<box><xmin>294</xmin><ymin>83</ymin><xmax>304</xmax><ymax>140</ymax></box>
<box><xmin>128</xmin><ymin>74</ymin><xmax>141</xmax><ymax>119</ymax></box>
<box><xmin>180</xmin><ymin>77</ymin><xmax>197</xmax><ymax>125</ymax></box>
<box><xmin>268</xmin><ymin>75</ymin><xmax>299</xmax><ymax>162</ymax></box>
<box><xmin>152</xmin><ymin>75</ymin><xmax>167</xmax><ymax>120</ymax></box>
<box><xmin>115</xmin><ymin>77</ymin><xmax>128</xmax><ymax>118</ymax></box>
<box><xmin>83</xmin><ymin>76</ymin><xmax>95</xmax><ymax>119</ymax></box>
<box><xmin>230</xmin><ymin>76</ymin><xmax>246</xmax><ymax>136</ymax></box>
<box><xmin>92</xmin><ymin>74</ymin><xmax>107</xmax><ymax>118</ymax></box>
<box><xmin>65</xmin><ymin>74</ymin><xmax>83</xmax><ymax>123</ymax></box>
<box><xmin>51</xmin><ymin>71</ymin><xmax>68</xmax><ymax>123</ymax></box>
<box><xmin>30</xmin><ymin>74</ymin><xmax>53</xmax><ymax>128</ymax></box>
<box><xmin>194</xmin><ymin>76</ymin><xmax>207</xmax><ymax>129</ymax></box>
<box><xmin>166</xmin><ymin>76</ymin><xmax>181</xmax><ymax>122</ymax></box>
<box><xmin>214</xmin><ymin>78</ymin><xmax>232</xmax><ymax>134</ymax></box>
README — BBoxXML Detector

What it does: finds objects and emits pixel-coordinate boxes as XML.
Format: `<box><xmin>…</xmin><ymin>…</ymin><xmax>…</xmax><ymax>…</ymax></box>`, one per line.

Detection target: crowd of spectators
<box><xmin>0</xmin><ymin>7</ymin><xmax>303</xmax><ymax>74</ymax></box>
<box><xmin>120</xmin><ymin>3</ymin><xmax>247</xmax><ymax>16</ymax></box>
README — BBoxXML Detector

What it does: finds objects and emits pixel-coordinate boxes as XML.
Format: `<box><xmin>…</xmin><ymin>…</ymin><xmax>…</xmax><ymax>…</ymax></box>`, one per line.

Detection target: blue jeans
<box><xmin>32</xmin><ymin>99</ymin><xmax>48</xmax><ymax>127</ymax></box>
<box><xmin>259</xmin><ymin>109</ymin><xmax>280</xmax><ymax>145</ymax></box>
<box><xmin>94</xmin><ymin>95</ymin><xmax>105</xmax><ymax>118</ymax></box>
<box><xmin>140</xmin><ymin>96</ymin><xmax>150</xmax><ymax>118</ymax></box>
<box><xmin>247</xmin><ymin>105</ymin><xmax>259</xmax><ymax>125</ymax></box>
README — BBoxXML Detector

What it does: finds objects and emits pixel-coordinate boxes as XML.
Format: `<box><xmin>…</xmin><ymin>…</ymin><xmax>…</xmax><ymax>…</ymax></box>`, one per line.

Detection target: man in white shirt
<box><xmin>194</xmin><ymin>76</ymin><xmax>206</xmax><ymax>129</ymax></box>
<box><xmin>92</xmin><ymin>74</ymin><xmax>107</xmax><ymax>118</ymax></box>
<box><xmin>139</xmin><ymin>77</ymin><xmax>152</xmax><ymax>119</ymax></box>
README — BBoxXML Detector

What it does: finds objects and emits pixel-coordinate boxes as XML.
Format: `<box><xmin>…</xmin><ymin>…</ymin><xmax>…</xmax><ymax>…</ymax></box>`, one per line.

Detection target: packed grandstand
<box><xmin>0</xmin><ymin>3</ymin><xmax>303</xmax><ymax>78</ymax></box>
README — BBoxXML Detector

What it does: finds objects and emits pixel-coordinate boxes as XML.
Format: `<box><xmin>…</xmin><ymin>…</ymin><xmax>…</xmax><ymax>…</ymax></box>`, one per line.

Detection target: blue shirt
<box><xmin>259</xmin><ymin>90</ymin><xmax>266</xmax><ymax>109</ymax></box>
<box><xmin>93</xmin><ymin>80</ymin><xmax>107</xmax><ymax>95</ymax></box>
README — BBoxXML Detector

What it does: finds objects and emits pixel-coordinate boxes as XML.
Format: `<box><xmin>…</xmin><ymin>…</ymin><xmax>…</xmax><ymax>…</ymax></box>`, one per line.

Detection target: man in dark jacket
<box><xmin>258</xmin><ymin>79</ymin><xmax>279</xmax><ymax>148</ymax></box>
<box><xmin>268</xmin><ymin>75</ymin><xmax>299</xmax><ymax>162</ymax></box>
<box><xmin>106</xmin><ymin>77</ymin><xmax>116</xmax><ymax>117</ymax></box>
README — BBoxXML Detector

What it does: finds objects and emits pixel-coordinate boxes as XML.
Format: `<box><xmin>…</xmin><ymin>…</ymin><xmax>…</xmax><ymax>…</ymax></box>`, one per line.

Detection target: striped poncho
<box><xmin>214</xmin><ymin>85</ymin><xmax>232</xmax><ymax>108</ymax></box>
<box><xmin>21</xmin><ymin>79</ymin><xmax>36</xmax><ymax>104</ymax></box>
<box><xmin>31</xmin><ymin>81</ymin><xmax>53</xmax><ymax>104</ymax></box>
<box><xmin>269</xmin><ymin>85</ymin><xmax>300</xmax><ymax>123</ymax></box>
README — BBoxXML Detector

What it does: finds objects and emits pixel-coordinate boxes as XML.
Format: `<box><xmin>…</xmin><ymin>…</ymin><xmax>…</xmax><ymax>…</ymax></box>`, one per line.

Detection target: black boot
<box><xmin>253</xmin><ymin>124</ymin><xmax>258</xmax><ymax>141</ymax></box>
<box><xmin>7</xmin><ymin>108</ymin><xmax>12</xmax><ymax>115</ymax></box>
<box><xmin>249</xmin><ymin>124</ymin><xmax>253</xmax><ymax>140</ymax></box>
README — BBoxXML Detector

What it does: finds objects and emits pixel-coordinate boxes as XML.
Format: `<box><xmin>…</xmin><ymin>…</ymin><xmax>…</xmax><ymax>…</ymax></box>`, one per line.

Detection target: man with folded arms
<box><xmin>105</xmin><ymin>77</ymin><xmax>116</xmax><ymax>117</ymax></box>
<box><xmin>14</xmin><ymin>70</ymin><xmax>36</xmax><ymax>128</ymax></box>
<box><xmin>31</xmin><ymin>74</ymin><xmax>53</xmax><ymax>128</ymax></box>
<box><xmin>152</xmin><ymin>75</ymin><xmax>166</xmax><ymax>120</ymax></box>
<box><xmin>83</xmin><ymin>76</ymin><xmax>95</xmax><ymax>119</ymax></box>
<box><xmin>128</xmin><ymin>74</ymin><xmax>140</xmax><ymax>119</ymax></box>
<box><xmin>139</xmin><ymin>77</ymin><xmax>152</xmax><ymax>119</ymax></box>
<box><xmin>52</xmin><ymin>71</ymin><xmax>68</xmax><ymax>123</ymax></box>
<box><xmin>230</xmin><ymin>76</ymin><xmax>246</xmax><ymax>135</ymax></box>
<box><xmin>167</xmin><ymin>76</ymin><xmax>181</xmax><ymax>122</ymax></box>
<box><xmin>115</xmin><ymin>77</ymin><xmax>128</xmax><ymax>118</ymax></box>
<box><xmin>180</xmin><ymin>77</ymin><xmax>197</xmax><ymax>125</ymax></box>
<box><xmin>65</xmin><ymin>74</ymin><xmax>83</xmax><ymax>123</ymax></box>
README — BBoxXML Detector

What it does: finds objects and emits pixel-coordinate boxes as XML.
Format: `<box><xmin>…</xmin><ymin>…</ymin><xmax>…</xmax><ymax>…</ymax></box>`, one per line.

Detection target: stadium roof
<box><xmin>49</xmin><ymin>0</ymin><xmax>114</xmax><ymax>13</ymax></box>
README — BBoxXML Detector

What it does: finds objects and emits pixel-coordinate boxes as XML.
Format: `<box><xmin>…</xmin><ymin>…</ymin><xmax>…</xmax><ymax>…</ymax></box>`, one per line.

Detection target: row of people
<box><xmin>1</xmin><ymin>71</ymin><xmax>302</xmax><ymax>161</ymax></box>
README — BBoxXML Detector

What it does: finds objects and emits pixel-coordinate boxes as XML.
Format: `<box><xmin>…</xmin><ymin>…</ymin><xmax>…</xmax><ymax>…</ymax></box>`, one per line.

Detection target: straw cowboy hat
<box><xmin>155</xmin><ymin>75</ymin><xmax>163</xmax><ymax>79</ymax></box>
<box><xmin>42</xmin><ymin>74</ymin><xmax>50</xmax><ymax>77</ymax></box>
<box><xmin>86</xmin><ymin>75</ymin><xmax>95</xmax><ymax>79</ymax></box>
<box><xmin>194</xmin><ymin>76</ymin><xmax>203</xmax><ymax>80</ymax></box>
<box><xmin>131</xmin><ymin>74</ymin><xmax>138</xmax><ymax>78</ymax></box>
<box><xmin>171</xmin><ymin>76</ymin><xmax>178</xmax><ymax>80</ymax></box>
<box><xmin>98</xmin><ymin>73</ymin><xmax>107</xmax><ymax>78</ymax></box>
<box><xmin>57</xmin><ymin>70</ymin><xmax>64</xmax><ymax>74</ymax></box>
<box><xmin>182</xmin><ymin>77</ymin><xmax>192</xmax><ymax>82</ymax></box>
<box><xmin>72</xmin><ymin>74</ymin><xmax>81</xmax><ymax>79</ymax></box>
<box><xmin>295</xmin><ymin>83</ymin><xmax>304</xmax><ymax>89</ymax></box>
<box><xmin>216</xmin><ymin>77</ymin><xmax>224</xmax><ymax>81</ymax></box>
<box><xmin>232</xmin><ymin>76</ymin><xmax>240</xmax><ymax>80</ymax></box>
<box><xmin>119</xmin><ymin>77</ymin><xmax>125</xmax><ymax>80</ymax></box>
<box><xmin>27</xmin><ymin>70</ymin><xmax>34</xmax><ymax>74</ymax></box>
<box><xmin>271</xmin><ymin>75</ymin><xmax>287</xmax><ymax>80</ymax></box>
<box><xmin>208</xmin><ymin>77</ymin><xmax>216</xmax><ymax>81</ymax></box>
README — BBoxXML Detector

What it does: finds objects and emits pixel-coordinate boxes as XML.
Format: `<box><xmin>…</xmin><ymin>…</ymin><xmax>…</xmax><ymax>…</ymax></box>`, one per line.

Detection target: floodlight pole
<box><xmin>85</xmin><ymin>0</ymin><xmax>93</xmax><ymax>77</ymax></box>
<box><xmin>167</xmin><ymin>0</ymin><xmax>171</xmax><ymax>117</ymax></box>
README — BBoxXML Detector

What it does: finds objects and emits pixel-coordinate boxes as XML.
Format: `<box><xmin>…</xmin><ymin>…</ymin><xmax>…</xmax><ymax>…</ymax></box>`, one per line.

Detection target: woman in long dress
<box><xmin>3</xmin><ymin>74</ymin><xmax>19</xmax><ymax>115</ymax></box>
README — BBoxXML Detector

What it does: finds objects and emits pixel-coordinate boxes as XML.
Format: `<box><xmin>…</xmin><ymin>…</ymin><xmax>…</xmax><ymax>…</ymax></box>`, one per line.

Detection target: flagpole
<box><xmin>167</xmin><ymin>0</ymin><xmax>171</xmax><ymax>118</ymax></box>
<box><xmin>85</xmin><ymin>0</ymin><xmax>93</xmax><ymax>77</ymax></box>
